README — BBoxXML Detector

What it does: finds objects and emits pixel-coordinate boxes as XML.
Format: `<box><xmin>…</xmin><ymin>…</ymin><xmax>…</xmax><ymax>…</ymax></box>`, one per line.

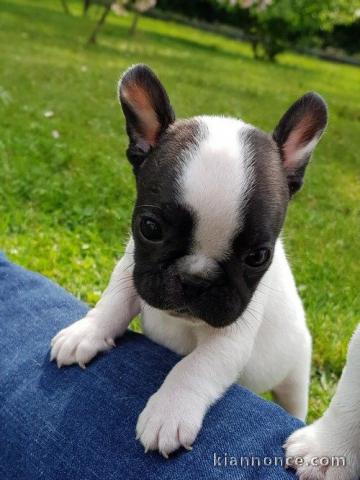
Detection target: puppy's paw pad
<box><xmin>50</xmin><ymin>317</ymin><xmax>115</xmax><ymax>368</ymax></box>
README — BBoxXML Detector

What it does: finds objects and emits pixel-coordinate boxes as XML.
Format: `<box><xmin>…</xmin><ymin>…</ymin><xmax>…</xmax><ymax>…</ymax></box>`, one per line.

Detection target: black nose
<box><xmin>179</xmin><ymin>272</ymin><xmax>212</xmax><ymax>292</ymax></box>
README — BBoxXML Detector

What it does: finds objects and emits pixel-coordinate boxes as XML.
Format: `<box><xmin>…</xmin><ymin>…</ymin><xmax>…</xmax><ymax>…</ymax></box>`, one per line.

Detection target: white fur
<box><xmin>179</xmin><ymin>116</ymin><xmax>254</xmax><ymax>260</ymax></box>
<box><xmin>51</xmin><ymin>116</ymin><xmax>312</xmax><ymax>457</ymax></box>
<box><xmin>285</xmin><ymin>325</ymin><xmax>360</xmax><ymax>480</ymax></box>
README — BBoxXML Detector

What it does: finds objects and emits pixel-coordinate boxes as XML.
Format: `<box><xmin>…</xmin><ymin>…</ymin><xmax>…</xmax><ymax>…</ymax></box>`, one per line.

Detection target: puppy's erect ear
<box><xmin>119</xmin><ymin>64</ymin><xmax>175</xmax><ymax>168</ymax></box>
<box><xmin>273</xmin><ymin>92</ymin><xmax>327</xmax><ymax>196</ymax></box>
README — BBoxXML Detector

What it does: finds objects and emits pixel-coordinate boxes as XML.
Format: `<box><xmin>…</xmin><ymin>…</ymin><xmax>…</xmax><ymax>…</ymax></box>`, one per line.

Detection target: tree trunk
<box><xmin>129</xmin><ymin>11</ymin><xmax>140</xmax><ymax>36</ymax></box>
<box><xmin>83</xmin><ymin>0</ymin><xmax>91</xmax><ymax>16</ymax></box>
<box><xmin>87</xmin><ymin>4</ymin><xmax>111</xmax><ymax>45</ymax></box>
<box><xmin>251</xmin><ymin>39</ymin><xmax>259</xmax><ymax>59</ymax></box>
<box><xmin>60</xmin><ymin>0</ymin><xmax>70</xmax><ymax>15</ymax></box>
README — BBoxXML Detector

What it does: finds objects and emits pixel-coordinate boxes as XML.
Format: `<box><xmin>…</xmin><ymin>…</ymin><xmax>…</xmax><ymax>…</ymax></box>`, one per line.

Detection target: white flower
<box><xmin>133</xmin><ymin>0</ymin><xmax>156</xmax><ymax>13</ymax></box>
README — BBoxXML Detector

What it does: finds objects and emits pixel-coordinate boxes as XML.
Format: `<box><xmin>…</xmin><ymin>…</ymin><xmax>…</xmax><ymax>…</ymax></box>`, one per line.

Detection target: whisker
<box><xmin>243</xmin><ymin>309</ymin><xmax>258</xmax><ymax>323</ymax></box>
<box><xmin>259</xmin><ymin>281</ymin><xmax>282</xmax><ymax>294</ymax></box>
<box><xmin>247</xmin><ymin>306</ymin><xmax>263</xmax><ymax>317</ymax></box>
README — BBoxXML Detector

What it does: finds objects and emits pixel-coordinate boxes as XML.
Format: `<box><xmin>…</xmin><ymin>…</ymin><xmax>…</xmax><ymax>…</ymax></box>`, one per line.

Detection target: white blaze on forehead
<box><xmin>179</xmin><ymin>116</ymin><xmax>255</xmax><ymax>260</ymax></box>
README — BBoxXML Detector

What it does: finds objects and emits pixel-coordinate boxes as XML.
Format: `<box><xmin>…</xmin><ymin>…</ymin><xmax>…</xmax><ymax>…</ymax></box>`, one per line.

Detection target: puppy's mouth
<box><xmin>134</xmin><ymin>267</ymin><xmax>243</xmax><ymax>327</ymax></box>
<box><xmin>168</xmin><ymin>306</ymin><xmax>193</xmax><ymax>318</ymax></box>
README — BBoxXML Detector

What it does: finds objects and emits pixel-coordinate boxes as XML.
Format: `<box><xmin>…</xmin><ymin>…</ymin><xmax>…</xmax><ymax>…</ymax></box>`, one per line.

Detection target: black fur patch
<box><xmin>131</xmin><ymin>119</ymin><xmax>203</xmax><ymax>312</ymax></box>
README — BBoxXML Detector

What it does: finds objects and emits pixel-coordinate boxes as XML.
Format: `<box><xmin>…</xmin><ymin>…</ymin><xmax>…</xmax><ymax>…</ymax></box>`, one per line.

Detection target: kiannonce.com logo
<box><xmin>212</xmin><ymin>453</ymin><xmax>346</xmax><ymax>468</ymax></box>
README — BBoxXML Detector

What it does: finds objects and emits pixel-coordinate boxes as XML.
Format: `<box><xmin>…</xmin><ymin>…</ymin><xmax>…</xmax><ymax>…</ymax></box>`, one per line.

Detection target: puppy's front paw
<box><xmin>50</xmin><ymin>317</ymin><xmax>116</xmax><ymax>368</ymax></box>
<box><xmin>136</xmin><ymin>388</ymin><xmax>205</xmax><ymax>457</ymax></box>
<box><xmin>285</xmin><ymin>420</ymin><xmax>359</xmax><ymax>480</ymax></box>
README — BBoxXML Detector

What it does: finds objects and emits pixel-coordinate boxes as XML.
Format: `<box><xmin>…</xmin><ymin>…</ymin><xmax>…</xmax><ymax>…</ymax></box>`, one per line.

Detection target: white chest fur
<box><xmin>141</xmin><ymin>240</ymin><xmax>311</xmax><ymax>398</ymax></box>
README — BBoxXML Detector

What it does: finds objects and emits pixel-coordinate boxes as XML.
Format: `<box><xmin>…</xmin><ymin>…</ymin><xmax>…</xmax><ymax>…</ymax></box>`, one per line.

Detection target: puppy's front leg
<box><xmin>136</xmin><ymin>322</ymin><xmax>259</xmax><ymax>457</ymax></box>
<box><xmin>51</xmin><ymin>238</ymin><xmax>140</xmax><ymax>368</ymax></box>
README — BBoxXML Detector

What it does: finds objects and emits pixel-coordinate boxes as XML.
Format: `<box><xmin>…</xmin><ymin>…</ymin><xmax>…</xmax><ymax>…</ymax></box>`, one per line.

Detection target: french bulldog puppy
<box><xmin>51</xmin><ymin>64</ymin><xmax>327</xmax><ymax>457</ymax></box>
<box><xmin>285</xmin><ymin>324</ymin><xmax>360</xmax><ymax>480</ymax></box>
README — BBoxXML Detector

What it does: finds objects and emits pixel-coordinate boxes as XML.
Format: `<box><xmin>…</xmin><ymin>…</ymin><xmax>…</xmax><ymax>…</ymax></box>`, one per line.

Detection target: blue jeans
<box><xmin>0</xmin><ymin>252</ymin><xmax>302</xmax><ymax>479</ymax></box>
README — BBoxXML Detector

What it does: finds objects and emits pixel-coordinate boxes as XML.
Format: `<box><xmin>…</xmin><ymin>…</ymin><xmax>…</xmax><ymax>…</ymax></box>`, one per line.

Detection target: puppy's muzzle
<box><xmin>176</xmin><ymin>254</ymin><xmax>223</xmax><ymax>294</ymax></box>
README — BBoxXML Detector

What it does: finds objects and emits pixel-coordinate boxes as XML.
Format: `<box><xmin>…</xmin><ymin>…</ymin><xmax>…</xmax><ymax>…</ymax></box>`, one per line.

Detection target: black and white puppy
<box><xmin>51</xmin><ymin>65</ymin><xmax>327</xmax><ymax>457</ymax></box>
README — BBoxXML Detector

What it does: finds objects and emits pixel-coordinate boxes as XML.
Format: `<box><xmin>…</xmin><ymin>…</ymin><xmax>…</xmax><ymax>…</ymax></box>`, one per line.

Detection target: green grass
<box><xmin>0</xmin><ymin>0</ymin><xmax>359</xmax><ymax>421</ymax></box>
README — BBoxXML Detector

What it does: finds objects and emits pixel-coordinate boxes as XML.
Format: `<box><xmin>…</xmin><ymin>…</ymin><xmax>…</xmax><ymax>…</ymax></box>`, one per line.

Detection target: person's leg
<box><xmin>0</xmin><ymin>252</ymin><xmax>302</xmax><ymax>480</ymax></box>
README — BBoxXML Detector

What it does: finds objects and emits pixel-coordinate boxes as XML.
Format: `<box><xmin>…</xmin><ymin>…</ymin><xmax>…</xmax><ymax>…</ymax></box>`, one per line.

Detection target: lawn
<box><xmin>0</xmin><ymin>0</ymin><xmax>359</xmax><ymax>421</ymax></box>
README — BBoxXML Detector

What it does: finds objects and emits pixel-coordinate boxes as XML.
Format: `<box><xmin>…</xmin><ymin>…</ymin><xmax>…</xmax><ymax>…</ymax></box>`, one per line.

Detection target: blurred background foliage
<box><xmin>156</xmin><ymin>0</ymin><xmax>360</xmax><ymax>60</ymax></box>
<box><xmin>61</xmin><ymin>0</ymin><xmax>360</xmax><ymax>60</ymax></box>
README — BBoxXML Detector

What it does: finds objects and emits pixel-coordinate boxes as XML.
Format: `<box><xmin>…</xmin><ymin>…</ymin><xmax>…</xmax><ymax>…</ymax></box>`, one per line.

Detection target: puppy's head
<box><xmin>119</xmin><ymin>64</ymin><xmax>327</xmax><ymax>327</ymax></box>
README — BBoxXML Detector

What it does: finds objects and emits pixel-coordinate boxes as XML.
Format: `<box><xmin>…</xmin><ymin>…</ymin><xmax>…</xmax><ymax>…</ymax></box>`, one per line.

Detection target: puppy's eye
<box><xmin>139</xmin><ymin>217</ymin><xmax>163</xmax><ymax>242</ymax></box>
<box><xmin>245</xmin><ymin>248</ymin><xmax>271</xmax><ymax>268</ymax></box>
